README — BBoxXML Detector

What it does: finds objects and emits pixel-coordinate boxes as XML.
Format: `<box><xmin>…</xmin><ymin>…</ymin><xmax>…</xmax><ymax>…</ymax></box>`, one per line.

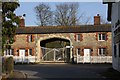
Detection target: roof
<box><xmin>16</xmin><ymin>24</ymin><xmax>111</xmax><ymax>34</ymax></box>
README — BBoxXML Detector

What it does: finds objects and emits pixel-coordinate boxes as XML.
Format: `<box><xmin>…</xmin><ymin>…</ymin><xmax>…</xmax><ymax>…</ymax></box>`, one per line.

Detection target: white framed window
<box><xmin>11</xmin><ymin>49</ymin><xmax>14</xmax><ymax>55</ymax></box>
<box><xmin>98</xmin><ymin>33</ymin><xmax>106</xmax><ymax>41</ymax></box>
<box><xmin>98</xmin><ymin>48</ymin><xmax>106</xmax><ymax>56</ymax></box>
<box><xmin>76</xmin><ymin>48</ymin><xmax>81</xmax><ymax>55</ymax></box>
<box><xmin>77</xmin><ymin>34</ymin><xmax>81</xmax><ymax>42</ymax></box>
<box><xmin>4</xmin><ymin>49</ymin><xmax>14</xmax><ymax>55</ymax></box>
<box><xmin>28</xmin><ymin>49</ymin><xmax>32</xmax><ymax>56</ymax></box>
<box><xmin>5</xmin><ymin>49</ymin><xmax>9</xmax><ymax>55</ymax></box>
<box><xmin>28</xmin><ymin>35</ymin><xmax>32</xmax><ymax>42</ymax></box>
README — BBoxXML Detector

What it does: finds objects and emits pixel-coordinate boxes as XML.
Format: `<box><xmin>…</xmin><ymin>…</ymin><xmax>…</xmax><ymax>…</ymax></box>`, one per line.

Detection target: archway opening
<box><xmin>40</xmin><ymin>38</ymin><xmax>71</xmax><ymax>62</ymax></box>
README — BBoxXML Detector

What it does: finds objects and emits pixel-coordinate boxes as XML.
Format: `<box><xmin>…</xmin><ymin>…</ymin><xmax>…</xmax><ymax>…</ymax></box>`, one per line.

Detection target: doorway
<box><xmin>40</xmin><ymin>38</ymin><xmax>71</xmax><ymax>62</ymax></box>
<box><xmin>19</xmin><ymin>49</ymin><xmax>25</xmax><ymax>62</ymax></box>
<box><xmin>84</xmin><ymin>49</ymin><xmax>91</xmax><ymax>63</ymax></box>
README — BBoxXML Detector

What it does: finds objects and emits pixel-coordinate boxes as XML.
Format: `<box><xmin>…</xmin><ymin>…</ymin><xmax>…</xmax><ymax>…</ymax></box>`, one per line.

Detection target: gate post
<box><xmin>54</xmin><ymin>49</ymin><xmax>56</xmax><ymax>62</ymax></box>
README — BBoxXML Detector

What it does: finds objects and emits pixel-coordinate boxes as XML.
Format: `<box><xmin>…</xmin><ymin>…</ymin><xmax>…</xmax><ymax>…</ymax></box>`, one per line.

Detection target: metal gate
<box><xmin>41</xmin><ymin>47</ymin><xmax>70</xmax><ymax>62</ymax></box>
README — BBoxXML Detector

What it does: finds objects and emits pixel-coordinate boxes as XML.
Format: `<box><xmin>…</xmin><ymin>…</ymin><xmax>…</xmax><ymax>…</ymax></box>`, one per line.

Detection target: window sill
<box><xmin>76</xmin><ymin>41</ymin><xmax>80</xmax><ymax>42</ymax></box>
<box><xmin>98</xmin><ymin>55</ymin><xmax>105</xmax><ymax>56</ymax></box>
<box><xmin>98</xmin><ymin>40</ymin><xmax>106</xmax><ymax>41</ymax></box>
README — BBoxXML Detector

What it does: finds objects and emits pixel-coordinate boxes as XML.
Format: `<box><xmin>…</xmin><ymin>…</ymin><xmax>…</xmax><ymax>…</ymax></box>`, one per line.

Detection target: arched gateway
<box><xmin>36</xmin><ymin>35</ymin><xmax>73</xmax><ymax>63</ymax></box>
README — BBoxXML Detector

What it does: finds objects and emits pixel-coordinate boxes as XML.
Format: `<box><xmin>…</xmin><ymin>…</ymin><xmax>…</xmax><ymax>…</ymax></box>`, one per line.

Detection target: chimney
<box><xmin>19</xmin><ymin>16</ymin><xmax>25</xmax><ymax>27</ymax></box>
<box><xmin>94</xmin><ymin>14</ymin><xmax>100</xmax><ymax>25</ymax></box>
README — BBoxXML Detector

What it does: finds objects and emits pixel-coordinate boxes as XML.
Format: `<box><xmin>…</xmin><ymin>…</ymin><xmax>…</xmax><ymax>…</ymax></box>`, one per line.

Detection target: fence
<box><xmin>76</xmin><ymin>56</ymin><xmax>112</xmax><ymax>63</ymax></box>
<box><xmin>3</xmin><ymin>55</ymin><xmax>112</xmax><ymax>64</ymax></box>
<box><xmin>3</xmin><ymin>55</ymin><xmax>36</xmax><ymax>63</ymax></box>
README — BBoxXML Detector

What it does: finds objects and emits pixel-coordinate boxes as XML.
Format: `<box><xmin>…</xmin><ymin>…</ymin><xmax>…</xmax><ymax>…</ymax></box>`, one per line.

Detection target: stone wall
<box><xmin>73</xmin><ymin>32</ymin><xmax>112</xmax><ymax>56</ymax></box>
<box><xmin>11</xmin><ymin>32</ymin><xmax>112</xmax><ymax>62</ymax></box>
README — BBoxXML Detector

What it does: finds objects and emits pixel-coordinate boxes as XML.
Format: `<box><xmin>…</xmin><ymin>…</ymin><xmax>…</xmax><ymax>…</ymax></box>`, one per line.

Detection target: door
<box><xmin>84</xmin><ymin>49</ymin><xmax>91</xmax><ymax>63</ymax></box>
<box><xmin>19</xmin><ymin>49</ymin><xmax>25</xmax><ymax>62</ymax></box>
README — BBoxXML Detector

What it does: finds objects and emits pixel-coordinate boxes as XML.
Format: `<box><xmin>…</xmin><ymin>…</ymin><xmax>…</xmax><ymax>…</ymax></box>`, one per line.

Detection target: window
<box><xmin>28</xmin><ymin>35</ymin><xmax>32</xmax><ymax>42</ymax></box>
<box><xmin>76</xmin><ymin>34</ymin><xmax>82</xmax><ymax>42</ymax></box>
<box><xmin>76</xmin><ymin>48</ymin><xmax>81</xmax><ymax>55</ymax></box>
<box><xmin>5</xmin><ymin>49</ymin><xmax>14</xmax><ymax>55</ymax></box>
<box><xmin>98</xmin><ymin>48</ymin><xmax>106</xmax><ymax>56</ymax></box>
<box><xmin>11</xmin><ymin>49</ymin><xmax>14</xmax><ymax>55</ymax></box>
<box><xmin>98</xmin><ymin>33</ymin><xmax>106</xmax><ymax>41</ymax></box>
<box><xmin>114</xmin><ymin>27</ymin><xmax>120</xmax><ymax>35</ymax></box>
<box><xmin>114</xmin><ymin>44</ymin><xmax>117</xmax><ymax>57</ymax></box>
<box><xmin>5</xmin><ymin>49</ymin><xmax>9</xmax><ymax>55</ymax></box>
<box><xmin>74</xmin><ymin>33</ymin><xmax>83</xmax><ymax>41</ymax></box>
<box><xmin>28</xmin><ymin>49</ymin><xmax>32</xmax><ymax>56</ymax></box>
<box><xmin>77</xmin><ymin>34</ymin><xmax>81</xmax><ymax>41</ymax></box>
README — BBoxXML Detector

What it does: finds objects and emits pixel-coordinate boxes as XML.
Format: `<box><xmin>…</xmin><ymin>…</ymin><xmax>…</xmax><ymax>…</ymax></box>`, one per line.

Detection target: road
<box><xmin>14</xmin><ymin>63</ymin><xmax>112</xmax><ymax>80</ymax></box>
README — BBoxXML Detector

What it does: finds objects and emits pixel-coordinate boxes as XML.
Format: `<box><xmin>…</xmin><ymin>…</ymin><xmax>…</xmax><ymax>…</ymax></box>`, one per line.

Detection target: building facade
<box><xmin>104</xmin><ymin>1</ymin><xmax>120</xmax><ymax>71</ymax></box>
<box><xmin>4</xmin><ymin>14</ymin><xmax>112</xmax><ymax>63</ymax></box>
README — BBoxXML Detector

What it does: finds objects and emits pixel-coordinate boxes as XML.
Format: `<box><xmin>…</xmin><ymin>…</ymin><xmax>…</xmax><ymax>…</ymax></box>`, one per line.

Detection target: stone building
<box><xmin>4</xmin><ymin>14</ymin><xmax>112</xmax><ymax>63</ymax></box>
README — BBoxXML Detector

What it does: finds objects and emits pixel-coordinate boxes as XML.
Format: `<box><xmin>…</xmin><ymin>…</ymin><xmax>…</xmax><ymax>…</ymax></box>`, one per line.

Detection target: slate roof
<box><xmin>16</xmin><ymin>24</ymin><xmax>111</xmax><ymax>34</ymax></box>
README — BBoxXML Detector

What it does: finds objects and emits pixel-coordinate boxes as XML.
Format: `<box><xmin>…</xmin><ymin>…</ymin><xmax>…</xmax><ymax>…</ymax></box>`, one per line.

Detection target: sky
<box><xmin>15</xmin><ymin>1</ymin><xmax>108</xmax><ymax>26</ymax></box>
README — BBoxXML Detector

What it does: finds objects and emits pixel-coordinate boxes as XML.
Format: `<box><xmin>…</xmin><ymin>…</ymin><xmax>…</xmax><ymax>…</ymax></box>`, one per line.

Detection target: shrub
<box><xmin>6</xmin><ymin>57</ymin><xmax>14</xmax><ymax>74</ymax></box>
<box><xmin>2</xmin><ymin>57</ymin><xmax>14</xmax><ymax>74</ymax></box>
<box><xmin>2</xmin><ymin>57</ymin><xmax>6</xmax><ymax>73</ymax></box>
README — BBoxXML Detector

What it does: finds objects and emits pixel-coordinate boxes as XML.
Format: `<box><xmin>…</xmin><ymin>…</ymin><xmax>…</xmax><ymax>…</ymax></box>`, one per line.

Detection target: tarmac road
<box><xmin>14</xmin><ymin>63</ymin><xmax>112</xmax><ymax>80</ymax></box>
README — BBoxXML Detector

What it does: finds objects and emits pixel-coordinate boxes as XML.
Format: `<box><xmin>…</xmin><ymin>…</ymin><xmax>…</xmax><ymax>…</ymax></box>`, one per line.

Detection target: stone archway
<box><xmin>35</xmin><ymin>35</ymin><xmax>73</xmax><ymax>63</ymax></box>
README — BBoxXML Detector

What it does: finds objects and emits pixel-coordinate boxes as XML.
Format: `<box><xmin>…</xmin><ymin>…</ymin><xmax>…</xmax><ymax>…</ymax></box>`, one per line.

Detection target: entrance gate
<box><xmin>41</xmin><ymin>47</ymin><xmax>70</xmax><ymax>62</ymax></box>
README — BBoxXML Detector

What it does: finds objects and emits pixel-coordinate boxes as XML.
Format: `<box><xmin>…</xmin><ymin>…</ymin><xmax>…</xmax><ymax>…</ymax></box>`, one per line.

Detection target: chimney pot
<box><xmin>97</xmin><ymin>14</ymin><xmax>99</xmax><ymax>16</ymax></box>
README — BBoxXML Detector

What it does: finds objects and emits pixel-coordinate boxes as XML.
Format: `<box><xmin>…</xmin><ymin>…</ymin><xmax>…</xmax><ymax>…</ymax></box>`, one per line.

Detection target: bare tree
<box><xmin>35</xmin><ymin>3</ymin><xmax>93</xmax><ymax>26</ymax></box>
<box><xmin>54</xmin><ymin>3</ymin><xmax>79</xmax><ymax>26</ymax></box>
<box><xmin>100</xmin><ymin>14</ymin><xmax>109</xmax><ymax>24</ymax></box>
<box><xmin>78</xmin><ymin>12</ymin><xmax>92</xmax><ymax>25</ymax></box>
<box><xmin>34</xmin><ymin>3</ymin><xmax>53</xmax><ymax>26</ymax></box>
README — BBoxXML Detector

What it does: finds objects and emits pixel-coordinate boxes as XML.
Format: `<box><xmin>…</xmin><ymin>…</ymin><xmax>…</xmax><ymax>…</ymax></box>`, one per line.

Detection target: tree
<box><xmin>78</xmin><ymin>12</ymin><xmax>92</xmax><ymax>25</ymax></box>
<box><xmin>2</xmin><ymin>2</ymin><xmax>20</xmax><ymax>54</ymax></box>
<box><xmin>54</xmin><ymin>3</ymin><xmax>79</xmax><ymax>26</ymax></box>
<box><xmin>34</xmin><ymin>3</ymin><xmax>53</xmax><ymax>26</ymax></box>
<box><xmin>100</xmin><ymin>14</ymin><xmax>110</xmax><ymax>24</ymax></box>
<box><xmin>34</xmin><ymin>3</ymin><xmax>92</xmax><ymax>26</ymax></box>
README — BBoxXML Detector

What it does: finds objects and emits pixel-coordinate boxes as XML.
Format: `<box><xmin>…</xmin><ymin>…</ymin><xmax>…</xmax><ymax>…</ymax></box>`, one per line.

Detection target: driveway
<box><xmin>14</xmin><ymin>63</ymin><xmax>112</xmax><ymax>80</ymax></box>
